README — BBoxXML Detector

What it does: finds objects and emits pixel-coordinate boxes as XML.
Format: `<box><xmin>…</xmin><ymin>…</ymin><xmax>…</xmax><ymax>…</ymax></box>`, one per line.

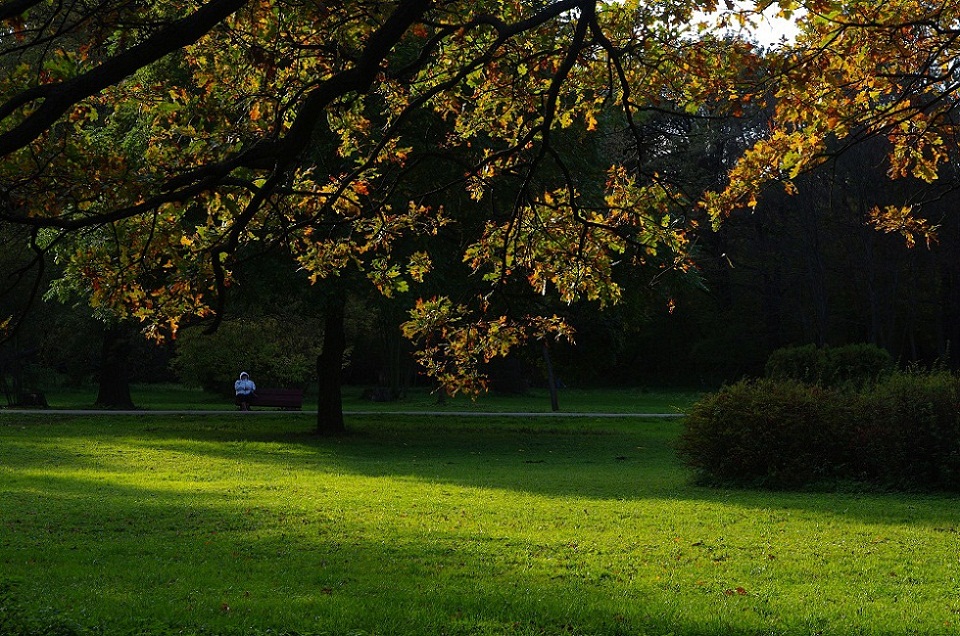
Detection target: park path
<box><xmin>1</xmin><ymin>408</ymin><xmax>684</xmax><ymax>418</ymax></box>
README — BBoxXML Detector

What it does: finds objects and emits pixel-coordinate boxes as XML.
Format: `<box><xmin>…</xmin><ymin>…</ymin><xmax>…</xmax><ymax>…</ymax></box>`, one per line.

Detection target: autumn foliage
<box><xmin>3</xmin><ymin>1</ymin><xmax>960</xmax><ymax>392</ymax></box>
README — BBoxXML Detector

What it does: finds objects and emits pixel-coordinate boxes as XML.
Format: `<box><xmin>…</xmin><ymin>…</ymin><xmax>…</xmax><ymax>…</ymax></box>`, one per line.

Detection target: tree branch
<box><xmin>0</xmin><ymin>0</ymin><xmax>248</xmax><ymax>158</ymax></box>
<box><xmin>0</xmin><ymin>0</ymin><xmax>43</xmax><ymax>21</ymax></box>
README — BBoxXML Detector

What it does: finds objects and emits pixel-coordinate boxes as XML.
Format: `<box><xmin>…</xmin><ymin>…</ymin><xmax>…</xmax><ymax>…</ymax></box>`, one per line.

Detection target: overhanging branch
<box><xmin>0</xmin><ymin>0</ymin><xmax>248</xmax><ymax>158</ymax></box>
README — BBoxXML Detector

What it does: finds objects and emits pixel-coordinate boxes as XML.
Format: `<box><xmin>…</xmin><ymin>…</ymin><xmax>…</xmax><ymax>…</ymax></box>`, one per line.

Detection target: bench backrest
<box><xmin>251</xmin><ymin>388</ymin><xmax>304</xmax><ymax>408</ymax></box>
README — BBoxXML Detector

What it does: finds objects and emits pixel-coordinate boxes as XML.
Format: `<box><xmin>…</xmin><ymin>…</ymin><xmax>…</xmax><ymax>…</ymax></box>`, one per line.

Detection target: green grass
<box><xmin>39</xmin><ymin>383</ymin><xmax>227</xmax><ymax>410</ymax></box>
<box><xmin>2</xmin><ymin>413</ymin><xmax>960</xmax><ymax>635</ymax></box>
<box><xmin>38</xmin><ymin>384</ymin><xmax>701</xmax><ymax>414</ymax></box>
<box><xmin>338</xmin><ymin>387</ymin><xmax>698</xmax><ymax>414</ymax></box>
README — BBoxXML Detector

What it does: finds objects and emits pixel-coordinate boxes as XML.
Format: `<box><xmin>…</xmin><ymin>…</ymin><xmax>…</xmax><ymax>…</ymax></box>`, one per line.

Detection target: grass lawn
<box><xmin>38</xmin><ymin>384</ymin><xmax>702</xmax><ymax>415</ymax></box>
<box><xmin>1</xmin><ymin>413</ymin><xmax>959</xmax><ymax>635</ymax></box>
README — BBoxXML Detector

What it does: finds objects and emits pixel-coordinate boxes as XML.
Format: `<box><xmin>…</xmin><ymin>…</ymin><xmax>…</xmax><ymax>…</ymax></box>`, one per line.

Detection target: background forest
<box><xmin>7</xmin><ymin>128</ymin><xmax>958</xmax><ymax>400</ymax></box>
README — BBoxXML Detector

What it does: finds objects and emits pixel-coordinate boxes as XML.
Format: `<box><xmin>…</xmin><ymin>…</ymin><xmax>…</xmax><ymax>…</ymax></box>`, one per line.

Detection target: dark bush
<box><xmin>853</xmin><ymin>372</ymin><xmax>960</xmax><ymax>489</ymax></box>
<box><xmin>679</xmin><ymin>372</ymin><xmax>960</xmax><ymax>491</ymax></box>
<box><xmin>764</xmin><ymin>344</ymin><xmax>823</xmax><ymax>386</ymax></box>
<box><xmin>765</xmin><ymin>343</ymin><xmax>892</xmax><ymax>390</ymax></box>
<box><xmin>823</xmin><ymin>344</ymin><xmax>894</xmax><ymax>388</ymax></box>
<box><xmin>677</xmin><ymin>379</ymin><xmax>851</xmax><ymax>488</ymax></box>
<box><xmin>172</xmin><ymin>316</ymin><xmax>320</xmax><ymax>394</ymax></box>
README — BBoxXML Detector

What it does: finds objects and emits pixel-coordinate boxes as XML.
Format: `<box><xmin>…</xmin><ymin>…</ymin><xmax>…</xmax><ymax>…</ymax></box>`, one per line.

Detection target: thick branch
<box><xmin>166</xmin><ymin>0</ymin><xmax>435</xmax><ymax>194</ymax></box>
<box><xmin>0</xmin><ymin>0</ymin><xmax>248</xmax><ymax>158</ymax></box>
<box><xmin>0</xmin><ymin>0</ymin><xmax>43</xmax><ymax>21</ymax></box>
<box><xmin>281</xmin><ymin>0</ymin><xmax>434</xmax><ymax>158</ymax></box>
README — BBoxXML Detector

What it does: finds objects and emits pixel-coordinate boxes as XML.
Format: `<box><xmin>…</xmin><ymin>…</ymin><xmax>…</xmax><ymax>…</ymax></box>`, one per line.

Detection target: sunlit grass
<box><xmin>2</xmin><ymin>414</ymin><xmax>959</xmax><ymax>635</ymax></box>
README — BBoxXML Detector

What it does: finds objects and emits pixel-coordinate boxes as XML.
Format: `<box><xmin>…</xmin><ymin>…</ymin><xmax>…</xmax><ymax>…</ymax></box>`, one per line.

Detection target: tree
<box><xmin>706</xmin><ymin>1</ymin><xmax>960</xmax><ymax>242</ymax></box>
<box><xmin>2</xmin><ymin>1</ymin><xmax>784</xmax><ymax>428</ymax></box>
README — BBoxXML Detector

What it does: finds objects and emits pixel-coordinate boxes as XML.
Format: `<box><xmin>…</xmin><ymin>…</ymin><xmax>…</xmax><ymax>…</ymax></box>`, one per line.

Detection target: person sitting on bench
<box><xmin>234</xmin><ymin>371</ymin><xmax>256</xmax><ymax>411</ymax></box>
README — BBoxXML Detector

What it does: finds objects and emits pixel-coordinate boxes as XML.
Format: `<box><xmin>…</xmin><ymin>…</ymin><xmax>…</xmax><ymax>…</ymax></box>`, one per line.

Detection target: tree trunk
<box><xmin>316</xmin><ymin>295</ymin><xmax>347</xmax><ymax>435</ymax></box>
<box><xmin>377</xmin><ymin>304</ymin><xmax>404</xmax><ymax>400</ymax></box>
<box><xmin>95</xmin><ymin>324</ymin><xmax>135</xmax><ymax>409</ymax></box>
<box><xmin>939</xmin><ymin>263</ymin><xmax>960</xmax><ymax>364</ymax></box>
<box><xmin>761</xmin><ymin>266</ymin><xmax>784</xmax><ymax>352</ymax></box>
<box><xmin>543</xmin><ymin>341</ymin><xmax>559</xmax><ymax>412</ymax></box>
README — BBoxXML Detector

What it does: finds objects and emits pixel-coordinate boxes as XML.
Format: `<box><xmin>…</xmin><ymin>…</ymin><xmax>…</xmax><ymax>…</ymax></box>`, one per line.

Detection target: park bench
<box><xmin>248</xmin><ymin>388</ymin><xmax>304</xmax><ymax>410</ymax></box>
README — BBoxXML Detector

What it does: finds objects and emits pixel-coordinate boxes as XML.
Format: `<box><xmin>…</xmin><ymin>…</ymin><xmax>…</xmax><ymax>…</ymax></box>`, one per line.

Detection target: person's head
<box><xmin>240</xmin><ymin>372</ymin><xmax>249</xmax><ymax>380</ymax></box>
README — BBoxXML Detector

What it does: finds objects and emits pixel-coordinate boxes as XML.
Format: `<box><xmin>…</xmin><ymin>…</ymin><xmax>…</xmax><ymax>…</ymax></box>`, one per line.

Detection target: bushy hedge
<box><xmin>171</xmin><ymin>317</ymin><xmax>320</xmax><ymax>394</ymax></box>
<box><xmin>764</xmin><ymin>343</ymin><xmax>893</xmax><ymax>390</ymax></box>
<box><xmin>854</xmin><ymin>372</ymin><xmax>960</xmax><ymax>488</ymax></box>
<box><xmin>678</xmin><ymin>380</ymin><xmax>850</xmax><ymax>488</ymax></box>
<box><xmin>678</xmin><ymin>372</ymin><xmax>960</xmax><ymax>490</ymax></box>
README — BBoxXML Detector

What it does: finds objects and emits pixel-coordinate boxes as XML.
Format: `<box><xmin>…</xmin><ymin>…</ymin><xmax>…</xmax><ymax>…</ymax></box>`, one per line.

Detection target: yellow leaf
<box><xmin>585</xmin><ymin>111</ymin><xmax>598</xmax><ymax>132</ymax></box>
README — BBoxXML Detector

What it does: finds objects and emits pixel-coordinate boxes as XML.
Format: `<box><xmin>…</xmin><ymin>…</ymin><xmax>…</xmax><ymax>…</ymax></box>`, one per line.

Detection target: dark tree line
<box><xmin>7</xmin><ymin>143</ymin><xmax>960</xmax><ymax>402</ymax></box>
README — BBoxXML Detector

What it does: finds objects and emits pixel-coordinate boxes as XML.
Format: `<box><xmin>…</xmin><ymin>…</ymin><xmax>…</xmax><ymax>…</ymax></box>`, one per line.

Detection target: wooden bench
<box><xmin>248</xmin><ymin>388</ymin><xmax>304</xmax><ymax>410</ymax></box>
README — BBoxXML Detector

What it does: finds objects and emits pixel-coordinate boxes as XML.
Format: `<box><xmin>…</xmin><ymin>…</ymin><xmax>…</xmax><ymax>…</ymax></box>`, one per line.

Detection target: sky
<box><xmin>694</xmin><ymin>1</ymin><xmax>803</xmax><ymax>47</ymax></box>
<box><xmin>749</xmin><ymin>4</ymin><xmax>802</xmax><ymax>46</ymax></box>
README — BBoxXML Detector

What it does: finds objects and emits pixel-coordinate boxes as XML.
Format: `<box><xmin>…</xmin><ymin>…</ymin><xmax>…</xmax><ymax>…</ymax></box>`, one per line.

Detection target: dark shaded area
<box><xmin>94</xmin><ymin>324</ymin><xmax>135</xmax><ymax>409</ymax></box>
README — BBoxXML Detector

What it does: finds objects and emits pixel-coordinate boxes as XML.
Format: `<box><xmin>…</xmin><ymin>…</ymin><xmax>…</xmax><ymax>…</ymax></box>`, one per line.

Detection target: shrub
<box><xmin>680</xmin><ymin>372</ymin><xmax>960</xmax><ymax>491</ymax></box>
<box><xmin>172</xmin><ymin>316</ymin><xmax>320</xmax><ymax>394</ymax></box>
<box><xmin>765</xmin><ymin>343</ymin><xmax>892</xmax><ymax>390</ymax></box>
<box><xmin>764</xmin><ymin>344</ymin><xmax>822</xmax><ymax>386</ymax></box>
<box><xmin>853</xmin><ymin>372</ymin><xmax>960</xmax><ymax>489</ymax></box>
<box><xmin>677</xmin><ymin>379</ymin><xmax>851</xmax><ymax>488</ymax></box>
<box><xmin>823</xmin><ymin>344</ymin><xmax>894</xmax><ymax>388</ymax></box>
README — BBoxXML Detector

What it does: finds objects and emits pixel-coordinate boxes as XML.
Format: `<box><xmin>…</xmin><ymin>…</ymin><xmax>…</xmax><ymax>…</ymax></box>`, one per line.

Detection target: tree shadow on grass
<box><xmin>0</xmin><ymin>470</ymin><xmax>946</xmax><ymax>636</ymax></box>
<box><xmin>4</xmin><ymin>412</ymin><xmax>960</xmax><ymax>634</ymax></box>
<box><xmin>0</xmin><ymin>472</ymin><xmax>694</xmax><ymax>634</ymax></box>
<box><xmin>2</xmin><ymin>413</ymin><xmax>960</xmax><ymax>532</ymax></box>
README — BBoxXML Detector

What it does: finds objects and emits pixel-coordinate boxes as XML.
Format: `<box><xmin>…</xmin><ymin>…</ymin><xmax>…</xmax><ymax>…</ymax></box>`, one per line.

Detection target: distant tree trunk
<box><xmin>800</xmin><ymin>204</ymin><xmax>829</xmax><ymax>347</ymax></box>
<box><xmin>713</xmin><ymin>225</ymin><xmax>734</xmax><ymax>312</ymax></box>
<box><xmin>95</xmin><ymin>324</ymin><xmax>135</xmax><ymax>409</ymax></box>
<box><xmin>939</xmin><ymin>263</ymin><xmax>960</xmax><ymax>364</ymax></box>
<box><xmin>939</xmin><ymin>210</ymin><xmax>960</xmax><ymax>366</ymax></box>
<box><xmin>543</xmin><ymin>341</ymin><xmax>559</xmax><ymax>412</ymax></box>
<box><xmin>316</xmin><ymin>295</ymin><xmax>346</xmax><ymax>436</ymax></box>
<box><xmin>761</xmin><ymin>266</ymin><xmax>784</xmax><ymax>352</ymax></box>
<box><xmin>377</xmin><ymin>302</ymin><xmax>405</xmax><ymax>400</ymax></box>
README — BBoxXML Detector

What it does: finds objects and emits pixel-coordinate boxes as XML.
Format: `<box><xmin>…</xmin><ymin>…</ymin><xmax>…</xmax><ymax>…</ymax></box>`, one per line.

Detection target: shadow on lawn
<box><xmin>3</xmin><ymin>413</ymin><xmax>960</xmax><ymax>531</ymax></box>
<box><xmin>4</xmin><ymin>414</ymin><xmax>960</xmax><ymax>634</ymax></box>
<box><xmin>0</xmin><ymin>471</ymin><xmax>944</xmax><ymax>636</ymax></box>
<box><xmin>0</xmin><ymin>471</ymin><xmax>725</xmax><ymax>635</ymax></box>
